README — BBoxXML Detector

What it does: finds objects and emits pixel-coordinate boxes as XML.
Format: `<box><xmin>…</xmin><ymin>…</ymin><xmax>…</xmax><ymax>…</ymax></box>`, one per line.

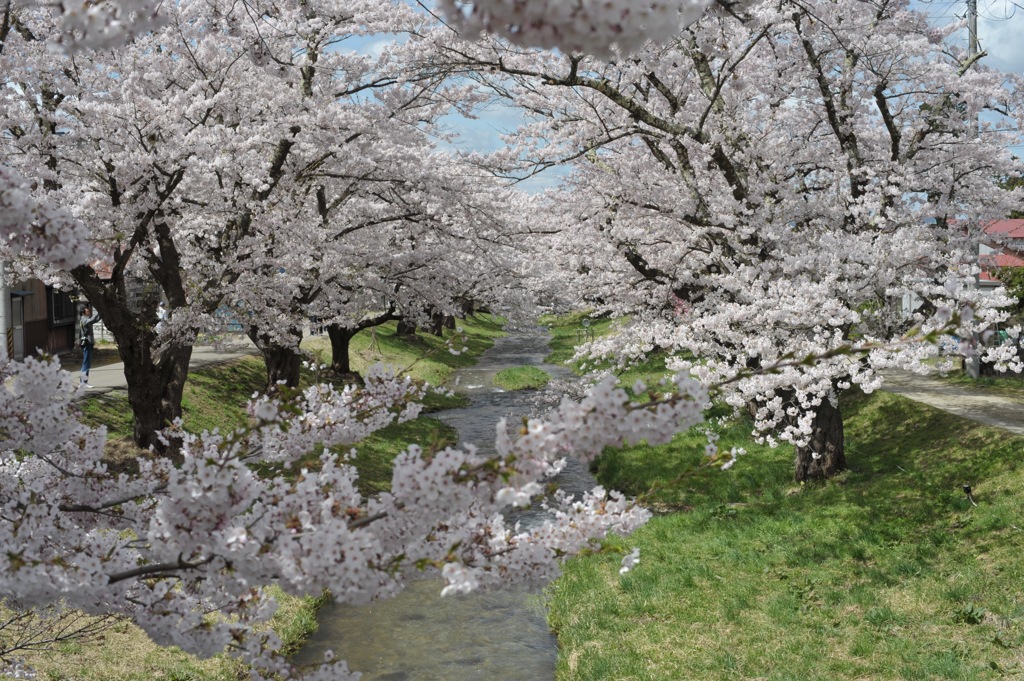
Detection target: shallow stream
<box><xmin>294</xmin><ymin>328</ymin><xmax>596</xmax><ymax>680</ymax></box>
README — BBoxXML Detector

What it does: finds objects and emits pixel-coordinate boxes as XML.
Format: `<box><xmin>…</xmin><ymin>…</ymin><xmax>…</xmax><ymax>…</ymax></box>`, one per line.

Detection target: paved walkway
<box><xmin>78</xmin><ymin>339</ymin><xmax>257</xmax><ymax>394</ymax></box>
<box><xmin>881</xmin><ymin>370</ymin><xmax>1024</xmax><ymax>435</ymax></box>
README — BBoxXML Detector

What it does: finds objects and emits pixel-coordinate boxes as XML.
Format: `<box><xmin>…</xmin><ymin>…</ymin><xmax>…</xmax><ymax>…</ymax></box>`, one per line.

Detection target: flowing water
<box><xmin>294</xmin><ymin>328</ymin><xmax>597</xmax><ymax>680</ymax></box>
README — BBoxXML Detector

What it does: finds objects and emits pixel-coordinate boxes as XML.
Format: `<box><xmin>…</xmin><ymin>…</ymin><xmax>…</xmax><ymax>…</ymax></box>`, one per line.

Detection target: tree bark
<box><xmin>427</xmin><ymin>310</ymin><xmax>446</xmax><ymax>337</ymax></box>
<box><xmin>72</xmin><ymin>249</ymin><xmax>191</xmax><ymax>458</ymax></box>
<box><xmin>247</xmin><ymin>326</ymin><xmax>302</xmax><ymax>390</ymax></box>
<box><xmin>122</xmin><ymin>343</ymin><xmax>192</xmax><ymax>457</ymax></box>
<box><xmin>793</xmin><ymin>396</ymin><xmax>846</xmax><ymax>482</ymax></box>
<box><xmin>326</xmin><ymin>324</ymin><xmax>357</xmax><ymax>375</ymax></box>
<box><xmin>395</xmin><ymin>319</ymin><xmax>417</xmax><ymax>337</ymax></box>
<box><xmin>78</xmin><ymin>298</ymin><xmax>190</xmax><ymax>455</ymax></box>
<box><xmin>323</xmin><ymin>308</ymin><xmax>396</xmax><ymax>380</ymax></box>
<box><xmin>455</xmin><ymin>297</ymin><xmax>475</xmax><ymax>316</ymax></box>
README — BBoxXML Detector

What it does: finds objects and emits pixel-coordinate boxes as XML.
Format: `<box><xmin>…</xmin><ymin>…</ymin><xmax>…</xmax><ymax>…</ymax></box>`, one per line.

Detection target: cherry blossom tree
<box><xmin>0</xmin><ymin>332</ymin><xmax>718</xmax><ymax>677</ymax></box>
<box><xmin>444</xmin><ymin>0</ymin><xmax>1024</xmax><ymax>480</ymax></box>
<box><xmin>0</xmin><ymin>0</ymin><xmax>501</xmax><ymax>442</ymax></box>
<box><xmin>5</xmin><ymin>0</ymin><xmax>1019</xmax><ymax>677</ymax></box>
<box><xmin>215</xmin><ymin>152</ymin><xmax>532</xmax><ymax>388</ymax></box>
<box><xmin>0</xmin><ymin>3</ymin><xmax>723</xmax><ymax>675</ymax></box>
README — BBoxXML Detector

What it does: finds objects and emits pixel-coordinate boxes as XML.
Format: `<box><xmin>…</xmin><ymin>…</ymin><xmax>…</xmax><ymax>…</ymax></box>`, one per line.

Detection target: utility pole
<box><xmin>964</xmin><ymin>0</ymin><xmax>982</xmax><ymax>380</ymax></box>
<box><xmin>967</xmin><ymin>0</ymin><xmax>979</xmax><ymax>59</ymax></box>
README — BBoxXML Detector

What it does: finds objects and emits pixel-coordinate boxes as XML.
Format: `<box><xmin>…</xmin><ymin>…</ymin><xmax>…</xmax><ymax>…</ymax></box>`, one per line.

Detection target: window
<box><xmin>48</xmin><ymin>287</ymin><xmax>76</xmax><ymax>327</ymax></box>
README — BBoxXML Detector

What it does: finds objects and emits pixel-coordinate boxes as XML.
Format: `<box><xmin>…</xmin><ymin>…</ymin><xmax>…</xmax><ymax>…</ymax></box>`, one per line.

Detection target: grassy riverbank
<box><xmin>549</xmin><ymin>391</ymin><xmax>1024</xmax><ymax>680</ymax></box>
<box><xmin>25</xmin><ymin>315</ymin><xmax>504</xmax><ymax>681</ymax></box>
<box><xmin>80</xmin><ymin>314</ymin><xmax>506</xmax><ymax>441</ymax></box>
<box><xmin>493</xmin><ymin>366</ymin><xmax>552</xmax><ymax>390</ymax></box>
<box><xmin>541</xmin><ymin>311</ymin><xmax>618</xmax><ymax>370</ymax></box>
<box><xmin>542</xmin><ymin>312</ymin><xmax>670</xmax><ymax>392</ymax></box>
<box><xmin>540</xmin><ymin>312</ymin><xmax>1024</xmax><ymax>679</ymax></box>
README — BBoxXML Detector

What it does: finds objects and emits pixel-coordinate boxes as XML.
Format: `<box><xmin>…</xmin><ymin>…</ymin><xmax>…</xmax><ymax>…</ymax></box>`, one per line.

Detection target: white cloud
<box><xmin>979</xmin><ymin>13</ymin><xmax>1024</xmax><ymax>73</ymax></box>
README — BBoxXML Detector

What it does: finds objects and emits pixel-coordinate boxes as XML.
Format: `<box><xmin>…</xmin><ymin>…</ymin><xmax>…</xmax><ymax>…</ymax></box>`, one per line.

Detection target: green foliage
<box><xmin>493</xmin><ymin>366</ymin><xmax>552</xmax><ymax>390</ymax></box>
<box><xmin>953</xmin><ymin>603</ymin><xmax>988</xmax><ymax>626</ymax></box>
<box><xmin>549</xmin><ymin>391</ymin><xmax>1024</xmax><ymax>680</ymax></box>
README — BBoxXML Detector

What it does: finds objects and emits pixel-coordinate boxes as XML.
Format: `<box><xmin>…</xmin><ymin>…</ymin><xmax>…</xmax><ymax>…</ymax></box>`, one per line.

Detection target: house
<box><xmin>899</xmin><ymin>218</ymin><xmax>1024</xmax><ymax>322</ymax></box>
<box><xmin>979</xmin><ymin>219</ymin><xmax>1024</xmax><ymax>289</ymax></box>
<box><xmin>1</xmin><ymin>262</ymin><xmax>78</xmax><ymax>360</ymax></box>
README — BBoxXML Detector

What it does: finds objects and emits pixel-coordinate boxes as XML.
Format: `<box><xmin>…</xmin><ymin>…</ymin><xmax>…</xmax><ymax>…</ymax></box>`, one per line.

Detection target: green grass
<box><xmin>548</xmin><ymin>391</ymin><xmax>1024</xmax><ymax>681</ymax></box>
<box><xmin>78</xmin><ymin>356</ymin><xmax>276</xmax><ymax>442</ymax></box>
<box><xmin>493</xmin><ymin>366</ymin><xmax>552</xmax><ymax>390</ymax></box>
<box><xmin>936</xmin><ymin>371</ymin><xmax>1024</xmax><ymax>399</ymax></box>
<box><xmin>541</xmin><ymin>311</ymin><xmax>620</xmax><ymax>371</ymax></box>
<box><xmin>336</xmin><ymin>417</ymin><xmax>459</xmax><ymax>496</ymax></box>
<box><xmin>304</xmin><ymin>314</ymin><xmax>506</xmax><ymax>405</ymax></box>
<box><xmin>79</xmin><ymin>314</ymin><xmax>506</xmax><ymax>441</ymax></box>
<box><xmin>542</xmin><ymin>313</ymin><xmax>683</xmax><ymax>400</ymax></box>
<box><xmin>921</xmin><ymin>356</ymin><xmax>1024</xmax><ymax>399</ymax></box>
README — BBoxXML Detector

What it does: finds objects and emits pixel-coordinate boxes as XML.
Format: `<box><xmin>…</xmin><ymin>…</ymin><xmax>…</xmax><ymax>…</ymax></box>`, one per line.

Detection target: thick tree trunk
<box><xmin>427</xmin><ymin>310</ymin><xmax>446</xmax><ymax>337</ymax></box>
<box><xmin>248</xmin><ymin>326</ymin><xmax>302</xmax><ymax>390</ymax></box>
<box><xmin>122</xmin><ymin>342</ymin><xmax>192</xmax><ymax>456</ymax></box>
<box><xmin>73</xmin><ymin>283</ymin><xmax>190</xmax><ymax>455</ymax></box>
<box><xmin>326</xmin><ymin>324</ymin><xmax>356</xmax><ymax>375</ymax></box>
<box><xmin>72</xmin><ymin>258</ymin><xmax>191</xmax><ymax>457</ymax></box>
<box><xmin>323</xmin><ymin>308</ymin><xmax>396</xmax><ymax>382</ymax></box>
<box><xmin>793</xmin><ymin>397</ymin><xmax>846</xmax><ymax>482</ymax></box>
<box><xmin>395</xmin><ymin>319</ymin><xmax>417</xmax><ymax>337</ymax></box>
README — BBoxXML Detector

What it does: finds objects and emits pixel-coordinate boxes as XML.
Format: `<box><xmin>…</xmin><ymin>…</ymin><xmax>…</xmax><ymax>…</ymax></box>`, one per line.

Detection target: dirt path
<box><xmin>881</xmin><ymin>370</ymin><xmax>1024</xmax><ymax>435</ymax></box>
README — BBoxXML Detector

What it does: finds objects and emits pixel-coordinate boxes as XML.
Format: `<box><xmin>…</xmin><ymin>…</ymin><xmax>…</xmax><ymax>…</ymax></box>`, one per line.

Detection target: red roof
<box><xmin>979</xmin><ymin>219</ymin><xmax>1024</xmax><ymax>282</ymax></box>
<box><xmin>983</xmin><ymin>219</ymin><xmax>1024</xmax><ymax>238</ymax></box>
<box><xmin>980</xmin><ymin>252</ymin><xmax>1024</xmax><ymax>282</ymax></box>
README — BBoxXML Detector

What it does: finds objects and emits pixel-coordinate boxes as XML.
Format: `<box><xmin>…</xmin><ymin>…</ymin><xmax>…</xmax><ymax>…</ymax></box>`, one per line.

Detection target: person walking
<box><xmin>156</xmin><ymin>301</ymin><xmax>168</xmax><ymax>335</ymax></box>
<box><xmin>79</xmin><ymin>304</ymin><xmax>100</xmax><ymax>388</ymax></box>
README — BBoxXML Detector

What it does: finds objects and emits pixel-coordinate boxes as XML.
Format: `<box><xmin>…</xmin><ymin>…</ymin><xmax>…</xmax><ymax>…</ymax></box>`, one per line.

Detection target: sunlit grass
<box><xmin>549</xmin><ymin>390</ymin><xmax>1024</xmax><ymax>680</ymax></box>
<box><xmin>936</xmin><ymin>371</ymin><xmax>1024</xmax><ymax>399</ymax></box>
<box><xmin>493</xmin><ymin>365</ymin><xmax>551</xmax><ymax>390</ymax></box>
<box><xmin>303</xmin><ymin>314</ymin><xmax>506</xmax><ymax>394</ymax></box>
<box><xmin>4</xmin><ymin>586</ymin><xmax>326</xmax><ymax>681</ymax></box>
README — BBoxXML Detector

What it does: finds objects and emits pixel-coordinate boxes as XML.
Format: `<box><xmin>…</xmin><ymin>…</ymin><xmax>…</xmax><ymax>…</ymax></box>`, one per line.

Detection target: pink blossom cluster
<box><xmin>0</xmin><ymin>166</ymin><xmax>91</xmax><ymax>270</ymax></box>
<box><xmin>485</xmin><ymin>0</ymin><xmax>1024</xmax><ymax>453</ymax></box>
<box><xmin>0</xmin><ymin>354</ymin><xmax>672</xmax><ymax>676</ymax></box>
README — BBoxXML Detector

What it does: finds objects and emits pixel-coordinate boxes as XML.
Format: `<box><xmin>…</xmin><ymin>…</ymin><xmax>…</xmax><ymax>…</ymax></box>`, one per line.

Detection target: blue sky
<box><xmin>914</xmin><ymin>0</ymin><xmax>1024</xmax><ymax>74</ymax></box>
